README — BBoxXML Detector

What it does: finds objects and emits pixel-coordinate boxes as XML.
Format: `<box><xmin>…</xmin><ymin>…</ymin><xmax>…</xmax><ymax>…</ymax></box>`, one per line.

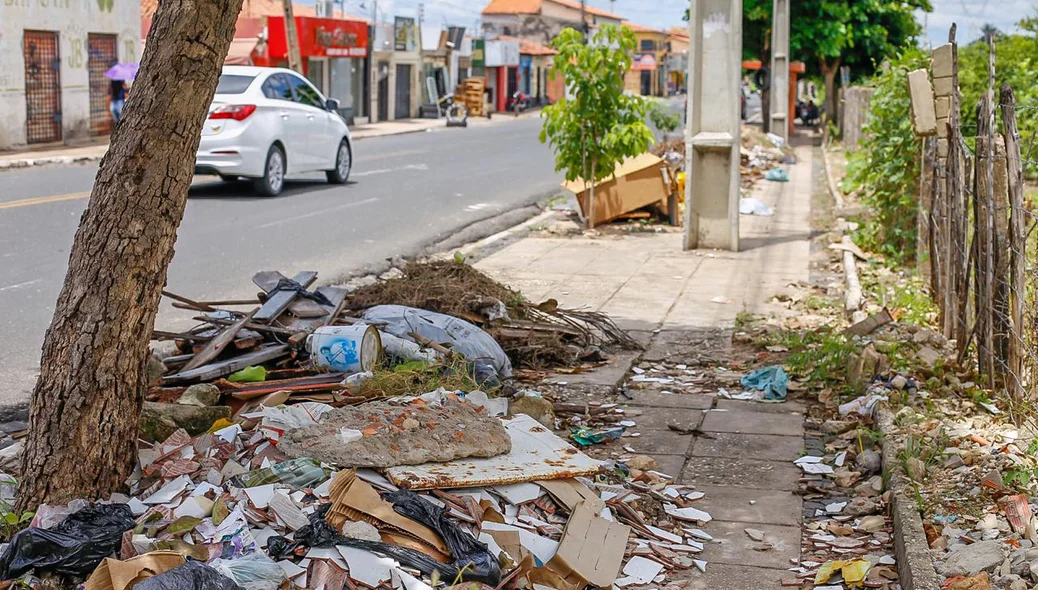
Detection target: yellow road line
<box><xmin>0</xmin><ymin>191</ymin><xmax>91</xmax><ymax>211</ymax></box>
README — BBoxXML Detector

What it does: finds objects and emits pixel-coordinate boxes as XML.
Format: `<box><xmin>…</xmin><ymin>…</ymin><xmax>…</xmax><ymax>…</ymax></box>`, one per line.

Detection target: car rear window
<box><xmin>215</xmin><ymin>74</ymin><xmax>256</xmax><ymax>94</ymax></box>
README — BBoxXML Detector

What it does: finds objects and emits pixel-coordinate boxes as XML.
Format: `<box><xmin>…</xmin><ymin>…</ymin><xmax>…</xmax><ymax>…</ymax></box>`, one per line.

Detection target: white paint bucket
<box><xmin>307</xmin><ymin>325</ymin><xmax>382</xmax><ymax>373</ymax></box>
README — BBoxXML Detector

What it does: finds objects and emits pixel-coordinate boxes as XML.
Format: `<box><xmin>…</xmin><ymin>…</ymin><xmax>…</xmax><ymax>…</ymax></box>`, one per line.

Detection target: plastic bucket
<box><xmin>307</xmin><ymin>325</ymin><xmax>382</xmax><ymax>373</ymax></box>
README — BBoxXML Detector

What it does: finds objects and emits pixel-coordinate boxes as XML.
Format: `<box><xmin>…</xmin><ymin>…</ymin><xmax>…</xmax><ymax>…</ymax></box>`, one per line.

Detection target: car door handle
<box><xmin>306</xmin><ymin>114</ymin><xmax>315</xmax><ymax>120</ymax></box>
<box><xmin>280</xmin><ymin>113</ymin><xmax>290</xmax><ymax>120</ymax></box>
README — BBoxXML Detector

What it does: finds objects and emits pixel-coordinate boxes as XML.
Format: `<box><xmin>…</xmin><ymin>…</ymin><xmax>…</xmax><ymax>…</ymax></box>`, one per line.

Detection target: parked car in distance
<box><xmin>195</xmin><ymin>66</ymin><xmax>353</xmax><ymax>196</ymax></box>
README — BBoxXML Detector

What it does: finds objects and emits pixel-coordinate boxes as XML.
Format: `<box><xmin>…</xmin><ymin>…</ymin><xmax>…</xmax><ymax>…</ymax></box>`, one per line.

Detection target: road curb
<box><xmin>877</xmin><ymin>405</ymin><xmax>941</xmax><ymax>590</ymax></box>
<box><xmin>0</xmin><ymin>154</ymin><xmax>104</xmax><ymax>170</ymax></box>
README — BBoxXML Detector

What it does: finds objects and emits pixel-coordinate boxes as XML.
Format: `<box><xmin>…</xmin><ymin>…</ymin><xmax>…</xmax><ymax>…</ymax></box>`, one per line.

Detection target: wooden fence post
<box><xmin>1001</xmin><ymin>84</ymin><xmax>1026</xmax><ymax>399</ymax></box>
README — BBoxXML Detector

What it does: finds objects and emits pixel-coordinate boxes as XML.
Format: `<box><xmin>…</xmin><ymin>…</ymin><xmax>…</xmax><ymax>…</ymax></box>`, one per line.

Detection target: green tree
<box><xmin>539</xmin><ymin>25</ymin><xmax>654</xmax><ymax>228</ymax></box>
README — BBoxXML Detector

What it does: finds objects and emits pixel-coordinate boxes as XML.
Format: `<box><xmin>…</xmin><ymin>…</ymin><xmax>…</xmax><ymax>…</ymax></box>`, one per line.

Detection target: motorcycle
<box><xmin>507</xmin><ymin>91</ymin><xmax>532</xmax><ymax>115</ymax></box>
<box><xmin>796</xmin><ymin>99</ymin><xmax>820</xmax><ymax>127</ymax></box>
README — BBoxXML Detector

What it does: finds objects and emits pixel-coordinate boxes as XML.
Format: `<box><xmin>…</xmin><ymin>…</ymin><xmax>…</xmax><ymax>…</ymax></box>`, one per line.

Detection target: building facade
<box><xmin>624</xmin><ymin>22</ymin><xmax>668</xmax><ymax>97</ymax></box>
<box><xmin>1</xmin><ymin>0</ymin><xmax>141</xmax><ymax>150</ymax></box>
<box><xmin>480</xmin><ymin>0</ymin><xmax>622</xmax><ymax>46</ymax></box>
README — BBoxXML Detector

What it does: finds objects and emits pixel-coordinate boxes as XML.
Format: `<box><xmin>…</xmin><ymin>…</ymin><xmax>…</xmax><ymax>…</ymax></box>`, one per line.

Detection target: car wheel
<box><xmin>219</xmin><ymin>174</ymin><xmax>239</xmax><ymax>182</ymax></box>
<box><xmin>326</xmin><ymin>139</ymin><xmax>351</xmax><ymax>185</ymax></box>
<box><xmin>253</xmin><ymin>145</ymin><xmax>285</xmax><ymax>196</ymax></box>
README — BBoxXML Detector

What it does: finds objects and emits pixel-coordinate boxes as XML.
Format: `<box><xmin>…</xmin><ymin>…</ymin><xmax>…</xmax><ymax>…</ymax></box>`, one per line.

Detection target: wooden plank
<box><xmin>162</xmin><ymin>344</ymin><xmax>290</xmax><ymax>384</ymax></box>
<box><xmin>192</xmin><ymin>316</ymin><xmax>297</xmax><ymax>336</ymax></box>
<box><xmin>179</xmin><ymin>309</ymin><xmax>258</xmax><ymax>373</ymax></box>
<box><xmin>253</xmin><ymin>271</ymin><xmax>326</xmax><ymax>321</ymax></box>
<box><xmin>152</xmin><ymin>330</ymin><xmax>210</xmax><ymax>342</ymax></box>
<box><xmin>161</xmin><ymin>290</ymin><xmax>217</xmax><ymax>312</ymax></box>
<box><xmin>172</xmin><ymin>298</ymin><xmax>260</xmax><ymax>310</ymax></box>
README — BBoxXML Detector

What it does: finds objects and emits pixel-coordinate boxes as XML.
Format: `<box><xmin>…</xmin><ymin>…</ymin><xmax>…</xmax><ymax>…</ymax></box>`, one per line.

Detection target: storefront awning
<box><xmin>225</xmin><ymin>38</ymin><xmax>259</xmax><ymax>65</ymax></box>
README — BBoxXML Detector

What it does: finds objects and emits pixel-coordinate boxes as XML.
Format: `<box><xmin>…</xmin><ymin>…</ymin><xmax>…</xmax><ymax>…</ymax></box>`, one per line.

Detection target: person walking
<box><xmin>110</xmin><ymin>77</ymin><xmax>127</xmax><ymax>124</ymax></box>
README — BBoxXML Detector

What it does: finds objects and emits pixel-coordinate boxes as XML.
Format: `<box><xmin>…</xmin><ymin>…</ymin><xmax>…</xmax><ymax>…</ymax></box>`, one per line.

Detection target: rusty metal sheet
<box><xmin>384</xmin><ymin>414</ymin><xmax>600</xmax><ymax>490</ymax></box>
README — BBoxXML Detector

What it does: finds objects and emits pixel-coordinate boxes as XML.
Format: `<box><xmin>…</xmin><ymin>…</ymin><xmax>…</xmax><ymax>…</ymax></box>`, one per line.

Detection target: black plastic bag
<box><xmin>267</xmin><ymin>502</ymin><xmax>500</xmax><ymax>586</ymax></box>
<box><xmin>383</xmin><ymin>490</ymin><xmax>499</xmax><ymax>581</ymax></box>
<box><xmin>0</xmin><ymin>503</ymin><xmax>135</xmax><ymax>579</ymax></box>
<box><xmin>135</xmin><ymin>560</ymin><xmax>243</xmax><ymax>590</ymax></box>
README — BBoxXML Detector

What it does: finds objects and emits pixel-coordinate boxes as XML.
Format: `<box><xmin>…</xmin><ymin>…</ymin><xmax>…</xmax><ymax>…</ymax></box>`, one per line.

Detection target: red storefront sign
<box><xmin>267</xmin><ymin>16</ymin><xmax>369</xmax><ymax>59</ymax></box>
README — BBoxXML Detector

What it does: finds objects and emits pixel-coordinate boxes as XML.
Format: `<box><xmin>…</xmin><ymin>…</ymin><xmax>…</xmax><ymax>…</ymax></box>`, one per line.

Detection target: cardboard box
<box><xmin>562</xmin><ymin>153</ymin><xmax>670</xmax><ymax>226</ymax></box>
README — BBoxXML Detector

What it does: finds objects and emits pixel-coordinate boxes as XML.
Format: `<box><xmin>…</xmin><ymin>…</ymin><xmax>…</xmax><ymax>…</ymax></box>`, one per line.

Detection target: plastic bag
<box><xmin>135</xmin><ymin>560</ymin><xmax>243</xmax><ymax>590</ymax></box>
<box><xmin>229</xmin><ymin>457</ymin><xmax>329</xmax><ymax>489</ymax></box>
<box><xmin>0</xmin><ymin>503</ymin><xmax>135</xmax><ymax>579</ymax></box>
<box><xmin>211</xmin><ymin>553</ymin><xmax>286</xmax><ymax>590</ymax></box>
<box><xmin>740</xmin><ymin>366</ymin><xmax>789</xmax><ymax>401</ymax></box>
<box><xmin>361</xmin><ymin>305</ymin><xmax>512</xmax><ymax>384</ymax></box>
<box><xmin>739</xmin><ymin>197</ymin><xmax>775</xmax><ymax>217</ymax></box>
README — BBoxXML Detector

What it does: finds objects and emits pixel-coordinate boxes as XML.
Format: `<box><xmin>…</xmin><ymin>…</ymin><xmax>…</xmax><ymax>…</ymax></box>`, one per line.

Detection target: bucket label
<box><xmin>318</xmin><ymin>338</ymin><xmax>360</xmax><ymax>371</ymax></box>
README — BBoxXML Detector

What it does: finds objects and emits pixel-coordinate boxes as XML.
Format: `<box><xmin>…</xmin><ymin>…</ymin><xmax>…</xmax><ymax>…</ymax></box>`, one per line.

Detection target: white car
<box><xmin>195</xmin><ymin>65</ymin><xmax>353</xmax><ymax>196</ymax></box>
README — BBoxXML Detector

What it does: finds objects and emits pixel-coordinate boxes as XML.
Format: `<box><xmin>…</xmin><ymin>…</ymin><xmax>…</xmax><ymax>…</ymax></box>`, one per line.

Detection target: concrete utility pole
<box><xmin>369</xmin><ymin>0</ymin><xmax>379</xmax><ymax>122</ymax></box>
<box><xmin>768</xmin><ymin>0</ymin><xmax>789</xmax><ymax>143</ymax></box>
<box><xmin>282</xmin><ymin>0</ymin><xmax>303</xmax><ymax>73</ymax></box>
<box><xmin>684</xmin><ymin>0</ymin><xmax>743</xmax><ymax>251</ymax></box>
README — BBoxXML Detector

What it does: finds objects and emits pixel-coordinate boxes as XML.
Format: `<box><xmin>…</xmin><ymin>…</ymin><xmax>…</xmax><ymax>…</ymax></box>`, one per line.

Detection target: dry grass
<box><xmin>358</xmin><ymin>359</ymin><xmax>481</xmax><ymax>398</ymax></box>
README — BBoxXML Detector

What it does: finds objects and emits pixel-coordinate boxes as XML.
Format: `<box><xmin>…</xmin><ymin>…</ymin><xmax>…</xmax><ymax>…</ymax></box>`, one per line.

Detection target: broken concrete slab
<box><xmin>177</xmin><ymin>383</ymin><xmax>221</xmax><ymax>407</ymax></box>
<box><xmin>140</xmin><ymin>402</ymin><xmax>231</xmax><ymax>442</ymax></box>
<box><xmin>278</xmin><ymin>399</ymin><xmax>511</xmax><ymax>468</ymax></box>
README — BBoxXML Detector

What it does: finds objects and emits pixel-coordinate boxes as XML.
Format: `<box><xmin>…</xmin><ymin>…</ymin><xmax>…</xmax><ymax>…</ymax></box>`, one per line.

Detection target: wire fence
<box><xmin>922</xmin><ymin>29</ymin><xmax>1038</xmax><ymax>403</ymax></box>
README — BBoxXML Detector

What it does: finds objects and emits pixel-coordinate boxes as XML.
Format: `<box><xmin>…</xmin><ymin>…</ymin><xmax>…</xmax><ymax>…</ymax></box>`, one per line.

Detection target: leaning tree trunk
<box><xmin>17</xmin><ymin>0</ymin><xmax>244</xmax><ymax>509</ymax></box>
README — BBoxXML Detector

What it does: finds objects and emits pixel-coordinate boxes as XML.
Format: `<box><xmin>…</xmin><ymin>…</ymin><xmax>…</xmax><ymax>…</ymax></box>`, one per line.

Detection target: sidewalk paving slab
<box><xmin>700</xmin><ymin>408</ymin><xmax>804</xmax><ymax>436</ymax></box>
<box><xmin>685</xmin><ymin>564</ymin><xmax>793</xmax><ymax>590</ymax></box>
<box><xmin>681</xmin><ymin>456</ymin><xmax>802</xmax><ymax>491</ymax></box>
<box><xmin>690</xmin><ymin>484</ymin><xmax>802</xmax><ymax>527</ymax></box>
<box><xmin>692</xmin><ymin>432</ymin><xmax>806</xmax><ymax>462</ymax></box>
<box><xmin>700</xmin><ymin>521</ymin><xmax>802</xmax><ymax>569</ymax></box>
<box><xmin>618</xmin><ymin>391</ymin><xmax>713</xmax><ymax>410</ymax></box>
<box><xmin>623</xmin><ymin>406</ymin><xmax>704</xmax><ymax>431</ymax></box>
<box><xmin>622</xmin><ymin>429</ymin><xmax>695</xmax><ymax>456</ymax></box>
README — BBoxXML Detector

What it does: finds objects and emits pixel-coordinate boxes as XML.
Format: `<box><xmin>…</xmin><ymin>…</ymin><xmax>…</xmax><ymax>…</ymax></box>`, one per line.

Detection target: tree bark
<box><xmin>17</xmin><ymin>0</ymin><xmax>244</xmax><ymax>509</ymax></box>
<box><xmin>820</xmin><ymin>57</ymin><xmax>840</xmax><ymax>134</ymax></box>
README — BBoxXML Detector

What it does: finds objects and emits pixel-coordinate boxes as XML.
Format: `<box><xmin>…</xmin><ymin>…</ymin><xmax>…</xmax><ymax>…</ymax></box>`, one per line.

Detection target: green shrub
<box><xmin>844</xmin><ymin>48</ymin><xmax>928</xmax><ymax>266</ymax></box>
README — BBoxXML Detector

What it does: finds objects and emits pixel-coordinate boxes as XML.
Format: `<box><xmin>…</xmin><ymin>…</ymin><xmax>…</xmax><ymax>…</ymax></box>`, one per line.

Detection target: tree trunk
<box><xmin>820</xmin><ymin>57</ymin><xmax>840</xmax><ymax>133</ymax></box>
<box><xmin>17</xmin><ymin>0</ymin><xmax>244</xmax><ymax>509</ymax></box>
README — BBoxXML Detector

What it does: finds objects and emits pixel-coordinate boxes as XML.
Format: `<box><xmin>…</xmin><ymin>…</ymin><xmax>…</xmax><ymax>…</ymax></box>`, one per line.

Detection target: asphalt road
<box><xmin>0</xmin><ymin>116</ymin><xmax>562</xmax><ymax>406</ymax></box>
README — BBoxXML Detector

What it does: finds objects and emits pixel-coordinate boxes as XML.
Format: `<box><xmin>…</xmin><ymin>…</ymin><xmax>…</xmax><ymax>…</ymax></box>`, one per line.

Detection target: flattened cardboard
<box><xmin>561</xmin><ymin>153</ymin><xmax>670</xmax><ymax>226</ymax></box>
<box><xmin>327</xmin><ymin>470</ymin><xmax>449</xmax><ymax>560</ymax></box>
<box><xmin>536</xmin><ymin>479</ymin><xmax>606</xmax><ymax>515</ymax></box>
<box><xmin>84</xmin><ymin>551</ymin><xmax>186</xmax><ymax>590</ymax></box>
<box><xmin>546</xmin><ymin>503</ymin><xmax>631</xmax><ymax>589</ymax></box>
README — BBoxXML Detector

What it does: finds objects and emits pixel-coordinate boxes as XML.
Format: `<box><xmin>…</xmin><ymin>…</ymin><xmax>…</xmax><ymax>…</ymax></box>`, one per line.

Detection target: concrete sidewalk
<box><xmin>0</xmin><ymin>113</ymin><xmax>538</xmax><ymax>170</ymax></box>
<box><xmin>474</xmin><ymin>143</ymin><xmax>815</xmax><ymax>588</ymax></box>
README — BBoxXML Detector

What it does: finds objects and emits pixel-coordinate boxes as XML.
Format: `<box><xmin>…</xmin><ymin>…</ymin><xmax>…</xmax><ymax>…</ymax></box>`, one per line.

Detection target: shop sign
<box><xmin>268</xmin><ymin>16</ymin><xmax>369</xmax><ymax>59</ymax></box>
<box><xmin>394</xmin><ymin>17</ymin><xmax>416</xmax><ymax>52</ymax></box>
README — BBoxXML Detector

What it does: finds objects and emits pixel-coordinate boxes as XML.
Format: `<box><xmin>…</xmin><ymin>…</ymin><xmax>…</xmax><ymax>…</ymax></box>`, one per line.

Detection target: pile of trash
<box><xmin>0</xmin><ymin>389</ymin><xmax>719</xmax><ymax>590</ymax></box>
<box><xmin>740</xmin><ymin>126</ymin><xmax>793</xmax><ymax>189</ymax></box>
<box><xmin>344</xmin><ymin>261</ymin><xmax>641</xmax><ymax>369</ymax></box>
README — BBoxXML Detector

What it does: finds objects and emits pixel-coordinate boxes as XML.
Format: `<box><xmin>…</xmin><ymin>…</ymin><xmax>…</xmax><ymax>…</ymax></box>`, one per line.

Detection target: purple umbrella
<box><xmin>104</xmin><ymin>62</ymin><xmax>139</xmax><ymax>81</ymax></box>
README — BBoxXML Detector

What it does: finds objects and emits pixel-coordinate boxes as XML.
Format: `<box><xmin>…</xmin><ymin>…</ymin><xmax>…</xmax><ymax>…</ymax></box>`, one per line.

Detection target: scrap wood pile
<box><xmin>142</xmin><ymin>264</ymin><xmax>638</xmax><ymax>421</ymax></box>
<box><xmin>0</xmin><ymin>389</ymin><xmax>719</xmax><ymax>590</ymax></box>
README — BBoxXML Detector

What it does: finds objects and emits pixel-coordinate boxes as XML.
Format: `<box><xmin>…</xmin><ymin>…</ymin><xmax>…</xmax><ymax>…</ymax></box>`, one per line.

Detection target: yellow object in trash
<box><xmin>813</xmin><ymin>559</ymin><xmax>872</xmax><ymax>587</ymax></box>
<box><xmin>676</xmin><ymin>171</ymin><xmax>686</xmax><ymax>203</ymax></box>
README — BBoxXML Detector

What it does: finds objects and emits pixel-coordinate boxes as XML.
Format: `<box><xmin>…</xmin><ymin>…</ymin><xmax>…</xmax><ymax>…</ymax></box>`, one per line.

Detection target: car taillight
<box><xmin>208</xmin><ymin>104</ymin><xmax>256</xmax><ymax>121</ymax></box>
